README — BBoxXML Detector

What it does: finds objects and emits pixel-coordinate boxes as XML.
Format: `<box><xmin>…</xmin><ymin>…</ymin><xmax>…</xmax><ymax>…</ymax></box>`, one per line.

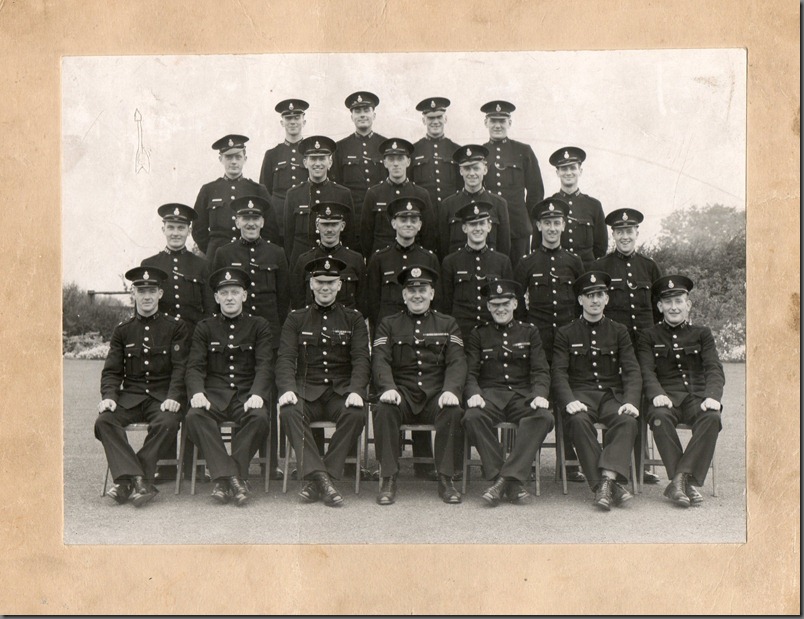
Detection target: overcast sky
<box><xmin>62</xmin><ymin>50</ymin><xmax>745</xmax><ymax>291</ymax></box>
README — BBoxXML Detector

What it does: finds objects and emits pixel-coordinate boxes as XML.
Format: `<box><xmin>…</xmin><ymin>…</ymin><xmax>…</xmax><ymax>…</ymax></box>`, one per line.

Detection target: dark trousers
<box><xmin>647</xmin><ymin>395</ymin><xmax>721</xmax><ymax>486</ymax></box>
<box><xmin>279</xmin><ymin>390</ymin><xmax>365</xmax><ymax>481</ymax></box>
<box><xmin>509</xmin><ymin>236</ymin><xmax>531</xmax><ymax>269</ymax></box>
<box><xmin>373</xmin><ymin>399</ymin><xmax>463</xmax><ymax>477</ymax></box>
<box><xmin>463</xmin><ymin>395</ymin><xmax>554</xmax><ymax>482</ymax></box>
<box><xmin>185</xmin><ymin>402</ymin><xmax>269</xmax><ymax>480</ymax></box>
<box><xmin>94</xmin><ymin>399</ymin><xmax>180</xmax><ymax>483</ymax></box>
<box><xmin>568</xmin><ymin>395</ymin><xmax>638</xmax><ymax>489</ymax></box>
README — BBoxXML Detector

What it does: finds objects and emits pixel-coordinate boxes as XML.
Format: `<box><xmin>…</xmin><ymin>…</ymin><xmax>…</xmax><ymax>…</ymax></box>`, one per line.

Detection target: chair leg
<box><xmin>461</xmin><ymin>432</ymin><xmax>470</xmax><ymax>494</ymax></box>
<box><xmin>264</xmin><ymin>433</ymin><xmax>271</xmax><ymax>493</ymax></box>
<box><xmin>282</xmin><ymin>434</ymin><xmax>291</xmax><ymax>494</ymax></box>
<box><xmin>102</xmin><ymin>467</ymin><xmax>110</xmax><ymax>497</ymax></box>
<box><xmin>711</xmin><ymin>454</ymin><xmax>718</xmax><ymax>497</ymax></box>
<box><xmin>557</xmin><ymin>420</ymin><xmax>568</xmax><ymax>495</ymax></box>
<box><xmin>190</xmin><ymin>444</ymin><xmax>199</xmax><ymax>495</ymax></box>
<box><xmin>629</xmin><ymin>449</ymin><xmax>638</xmax><ymax>495</ymax></box>
<box><xmin>354</xmin><ymin>429</ymin><xmax>363</xmax><ymax>495</ymax></box>
<box><xmin>534</xmin><ymin>448</ymin><xmax>541</xmax><ymax>497</ymax></box>
<box><xmin>175</xmin><ymin>423</ymin><xmax>187</xmax><ymax>495</ymax></box>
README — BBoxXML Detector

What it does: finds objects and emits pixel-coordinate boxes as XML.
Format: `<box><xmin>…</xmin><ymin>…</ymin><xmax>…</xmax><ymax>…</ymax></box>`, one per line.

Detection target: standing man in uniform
<box><xmin>637</xmin><ymin>275</ymin><xmax>725</xmax><ymax>508</ymax></box>
<box><xmin>284</xmin><ymin>135</ymin><xmax>355</xmax><ymax>270</ymax></box>
<box><xmin>290</xmin><ymin>202</ymin><xmax>365</xmax><ymax>312</ymax></box>
<box><xmin>94</xmin><ymin>267</ymin><xmax>187</xmax><ymax>506</ymax></box>
<box><xmin>371</xmin><ymin>266</ymin><xmax>467</xmax><ymax>505</ymax></box>
<box><xmin>546</xmin><ymin>147</ymin><xmax>607</xmax><ymax>269</ymax></box>
<box><xmin>481</xmin><ymin>101</ymin><xmax>544</xmax><ymax>268</ymax></box>
<box><xmin>440</xmin><ymin>202</ymin><xmax>513</xmax><ymax>340</ymax></box>
<box><xmin>411</xmin><ymin>97</ymin><xmax>462</xmax><ymax>212</ymax></box>
<box><xmin>276</xmin><ymin>258</ymin><xmax>371</xmax><ymax>507</ymax></box>
<box><xmin>439</xmin><ymin>145</ymin><xmax>511</xmax><ymax>261</ymax></box>
<box><xmin>551</xmin><ymin>271</ymin><xmax>642</xmax><ymax>511</ymax></box>
<box><xmin>331</xmin><ymin>91</ymin><xmax>388</xmax><ymax>253</ymax></box>
<box><xmin>259</xmin><ymin>99</ymin><xmax>309</xmax><ymax>245</ymax></box>
<box><xmin>360</xmin><ymin>138</ymin><xmax>437</xmax><ymax>257</ymax></box>
<box><xmin>192</xmin><ymin>134</ymin><xmax>278</xmax><ymax>263</ymax></box>
<box><xmin>185</xmin><ymin>267</ymin><xmax>273</xmax><ymax>506</ymax></box>
<box><xmin>463</xmin><ymin>280</ymin><xmax>552</xmax><ymax>506</ymax></box>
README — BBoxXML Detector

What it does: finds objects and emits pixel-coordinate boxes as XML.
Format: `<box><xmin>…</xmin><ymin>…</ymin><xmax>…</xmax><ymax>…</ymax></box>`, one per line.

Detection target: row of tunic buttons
<box><xmin>591</xmin><ymin>328</ymin><xmax>603</xmax><ymax>389</ymax></box>
<box><xmin>672</xmin><ymin>336</ymin><xmax>689</xmax><ymax>386</ymax></box>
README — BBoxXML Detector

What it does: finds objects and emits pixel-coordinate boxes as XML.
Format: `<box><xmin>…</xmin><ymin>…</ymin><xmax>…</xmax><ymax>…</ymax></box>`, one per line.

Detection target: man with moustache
<box><xmin>411</xmin><ymin>97</ymin><xmax>462</xmax><ymax>211</ymax></box>
<box><xmin>438</xmin><ymin>145</ymin><xmax>511</xmax><ymax>261</ymax></box>
<box><xmin>276</xmin><ymin>258</ymin><xmax>371</xmax><ymax>507</ymax></box>
<box><xmin>481</xmin><ymin>101</ymin><xmax>544</xmax><ymax>267</ymax></box>
<box><xmin>192</xmin><ymin>134</ymin><xmax>278</xmax><ymax>263</ymax></box>
<box><xmin>360</xmin><ymin>138</ymin><xmax>437</xmax><ymax>258</ymax></box>
<box><xmin>259</xmin><ymin>99</ymin><xmax>309</xmax><ymax>245</ymax></box>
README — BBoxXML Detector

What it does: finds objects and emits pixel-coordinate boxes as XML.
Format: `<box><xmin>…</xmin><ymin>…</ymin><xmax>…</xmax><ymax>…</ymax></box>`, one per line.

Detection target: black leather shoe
<box><xmin>298</xmin><ymin>481</ymin><xmax>320</xmax><ymax>503</ymax></box>
<box><xmin>107</xmin><ymin>481</ymin><xmax>132</xmax><ymax>505</ymax></box>
<box><xmin>684</xmin><ymin>477</ymin><xmax>704</xmax><ymax>506</ymax></box>
<box><xmin>270</xmin><ymin>468</ymin><xmax>284</xmax><ymax>480</ymax></box>
<box><xmin>643</xmin><ymin>469</ymin><xmax>661</xmax><ymax>484</ymax></box>
<box><xmin>663</xmin><ymin>477</ymin><xmax>691</xmax><ymax>508</ymax></box>
<box><xmin>438</xmin><ymin>474</ymin><xmax>462</xmax><ymax>504</ymax></box>
<box><xmin>211</xmin><ymin>480</ymin><xmax>230</xmax><ymax>504</ymax></box>
<box><xmin>377</xmin><ymin>476</ymin><xmax>397</xmax><ymax>505</ymax></box>
<box><xmin>566</xmin><ymin>467</ymin><xmax>586</xmax><ymax>483</ymax></box>
<box><xmin>611</xmin><ymin>482</ymin><xmax>633</xmax><ymax>507</ymax></box>
<box><xmin>506</xmin><ymin>480</ymin><xmax>533</xmax><ymax>505</ymax></box>
<box><xmin>481</xmin><ymin>477</ymin><xmax>507</xmax><ymax>507</ymax></box>
<box><xmin>593</xmin><ymin>479</ymin><xmax>614</xmax><ymax>511</ymax></box>
<box><xmin>313</xmin><ymin>472</ymin><xmax>343</xmax><ymax>507</ymax></box>
<box><xmin>229</xmin><ymin>476</ymin><xmax>250</xmax><ymax>506</ymax></box>
<box><xmin>129</xmin><ymin>476</ymin><xmax>156</xmax><ymax>507</ymax></box>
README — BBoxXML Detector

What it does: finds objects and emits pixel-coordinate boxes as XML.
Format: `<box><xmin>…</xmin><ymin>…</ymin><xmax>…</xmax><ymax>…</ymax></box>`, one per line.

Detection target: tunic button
<box><xmin>145</xmin><ymin>389</ymin><xmax>149</xmax><ymax>393</ymax></box>
<box><xmin>174</xmin><ymin>285</ymin><xmax>179</xmax><ymax>290</ymax></box>
<box><xmin>672</xmin><ymin>334</ymin><xmax>678</xmax><ymax>339</ymax></box>
<box><xmin>229</xmin><ymin>335</ymin><xmax>234</xmax><ymax>339</ymax></box>
<box><xmin>322</xmin><ymin>351</ymin><xmax>327</xmax><ymax>356</ymax></box>
<box><xmin>504</xmin><ymin>375</ymin><xmax>509</xmax><ymax>379</ymax></box>
<box><xmin>417</xmin><ymin>382</ymin><xmax>423</xmax><ymax>386</ymax></box>
<box><xmin>592</xmin><ymin>351</ymin><xmax>597</xmax><ymax>356</ymax></box>
<box><xmin>230</xmin><ymin>383</ymin><xmax>236</xmax><ymax>388</ymax></box>
<box><xmin>503</xmin><ymin>341</ymin><xmax>507</xmax><ymax>345</ymax></box>
<box><xmin>144</xmin><ymin>360</ymin><xmax>149</xmax><ymax>365</ymax></box>
<box><xmin>229</xmin><ymin>366</ymin><xmax>234</xmax><ymax>370</ymax></box>
<box><xmin>251</xmin><ymin>306</ymin><xmax>256</xmax><ymax>311</ymax></box>
<box><xmin>144</xmin><ymin>326</ymin><xmax>150</xmax><ymax>331</ymax></box>
<box><xmin>322</xmin><ymin>327</ymin><xmax>327</xmax><ymax>331</ymax></box>
<box><xmin>591</xmin><ymin>331</ymin><xmax>596</xmax><ymax>335</ymax></box>
<box><xmin>229</xmin><ymin>374</ymin><xmax>235</xmax><ymax>378</ymax></box>
<box><xmin>175</xmin><ymin>304</ymin><xmax>180</xmax><ymax>308</ymax></box>
<box><xmin>503</xmin><ymin>364</ymin><xmax>508</xmax><ymax>368</ymax></box>
<box><xmin>592</xmin><ymin>362</ymin><xmax>597</xmax><ymax>367</ymax></box>
<box><xmin>174</xmin><ymin>275</ymin><xmax>179</xmax><ymax>280</ymax></box>
<box><xmin>230</xmin><ymin>324</ymin><xmax>235</xmax><ymax>329</ymax></box>
<box><xmin>144</xmin><ymin>337</ymin><xmax>149</xmax><ymax>342</ymax></box>
<box><xmin>251</xmin><ymin>248</ymin><xmax>255</xmax><ymax>252</ymax></box>
<box><xmin>676</xmin><ymin>354</ymin><xmax>681</xmax><ymax>358</ymax></box>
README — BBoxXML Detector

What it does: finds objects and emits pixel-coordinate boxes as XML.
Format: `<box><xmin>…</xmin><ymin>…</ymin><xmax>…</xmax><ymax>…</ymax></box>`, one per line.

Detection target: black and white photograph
<box><xmin>61</xmin><ymin>50</ymin><xmax>747</xmax><ymax>545</ymax></box>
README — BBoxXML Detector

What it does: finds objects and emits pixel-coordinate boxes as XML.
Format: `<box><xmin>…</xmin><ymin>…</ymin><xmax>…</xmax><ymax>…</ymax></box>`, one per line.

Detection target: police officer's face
<box><xmin>462</xmin><ymin>218</ymin><xmax>492</xmax><ymax>247</ymax></box>
<box><xmin>384</xmin><ymin>154</ymin><xmax>410</xmax><ymax>181</ymax></box>
<box><xmin>556</xmin><ymin>163</ymin><xmax>582</xmax><ymax>190</ymax></box>
<box><xmin>162</xmin><ymin>221</ymin><xmax>190</xmax><ymax>250</ymax></box>
<box><xmin>459</xmin><ymin>161</ymin><xmax>487</xmax><ymax>191</ymax></box>
<box><xmin>578</xmin><ymin>290</ymin><xmax>609</xmax><ymax>320</ymax></box>
<box><xmin>536</xmin><ymin>216</ymin><xmax>565</xmax><ymax>247</ymax></box>
<box><xmin>280</xmin><ymin>113</ymin><xmax>305</xmax><ymax>138</ymax></box>
<box><xmin>350</xmin><ymin>105</ymin><xmax>375</xmax><ymax>132</ymax></box>
<box><xmin>215</xmin><ymin>285</ymin><xmax>247</xmax><ymax>317</ymax></box>
<box><xmin>236</xmin><ymin>214</ymin><xmax>264</xmax><ymax>241</ymax></box>
<box><xmin>220</xmin><ymin>150</ymin><xmax>246</xmax><ymax>178</ymax></box>
<box><xmin>422</xmin><ymin>112</ymin><xmax>446</xmax><ymax>138</ymax></box>
<box><xmin>488</xmin><ymin>298</ymin><xmax>517</xmax><ymax>324</ymax></box>
<box><xmin>310</xmin><ymin>276</ymin><xmax>342</xmax><ymax>306</ymax></box>
<box><xmin>305</xmin><ymin>154</ymin><xmax>332</xmax><ymax>182</ymax></box>
<box><xmin>316</xmin><ymin>219</ymin><xmax>345</xmax><ymax>246</ymax></box>
<box><xmin>657</xmin><ymin>293</ymin><xmax>692</xmax><ymax>326</ymax></box>
<box><xmin>132</xmin><ymin>285</ymin><xmax>163</xmax><ymax>317</ymax></box>
<box><xmin>391</xmin><ymin>213</ymin><xmax>422</xmax><ymax>241</ymax></box>
<box><xmin>612</xmin><ymin>226</ymin><xmax>639</xmax><ymax>255</ymax></box>
<box><xmin>485</xmin><ymin>116</ymin><xmax>511</xmax><ymax>140</ymax></box>
<box><xmin>402</xmin><ymin>283</ymin><xmax>435</xmax><ymax>314</ymax></box>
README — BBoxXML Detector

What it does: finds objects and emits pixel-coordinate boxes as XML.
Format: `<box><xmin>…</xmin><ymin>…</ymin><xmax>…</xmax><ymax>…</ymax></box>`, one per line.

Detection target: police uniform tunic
<box><xmin>365</xmin><ymin>242</ymin><xmax>440</xmax><ymax>332</ymax></box>
<box><xmin>411</xmin><ymin>135</ymin><xmax>462</xmax><ymax>209</ymax></box>
<box><xmin>184</xmin><ymin>312</ymin><xmax>274</xmax><ymax>479</ymax></box>
<box><xmin>276</xmin><ymin>302</ymin><xmax>370</xmax><ymax>479</ymax></box>
<box><xmin>212</xmin><ymin>238</ymin><xmax>289</xmax><ymax>348</ymax></box>
<box><xmin>592</xmin><ymin>250</ymin><xmax>662</xmax><ymax>341</ymax></box>
<box><xmin>463</xmin><ymin>319</ymin><xmax>553</xmax><ymax>481</ymax></box>
<box><xmin>637</xmin><ymin>321</ymin><xmax>725</xmax><ymax>484</ymax></box>
<box><xmin>259</xmin><ymin>140</ymin><xmax>304</xmax><ymax>241</ymax></box>
<box><xmin>191</xmin><ymin>176</ymin><xmax>278</xmax><ymax>262</ymax></box>
<box><xmin>513</xmin><ymin>245</ymin><xmax>584</xmax><ymax>362</ymax></box>
<box><xmin>551</xmin><ymin>316</ymin><xmax>642</xmax><ymax>486</ymax></box>
<box><xmin>290</xmin><ymin>242</ymin><xmax>366</xmax><ymax>312</ymax></box>
<box><xmin>438</xmin><ymin>188</ymin><xmax>511</xmax><ymax>260</ymax></box>
<box><xmin>141</xmin><ymin>248</ymin><xmax>215</xmax><ymax>330</ymax></box>
<box><xmin>555</xmin><ymin>189</ymin><xmax>607</xmax><ymax>269</ymax></box>
<box><xmin>440</xmin><ymin>245</ymin><xmax>513</xmax><ymax>340</ymax></box>
<box><xmin>371</xmin><ymin>309</ymin><xmax>467</xmax><ymax>476</ymax></box>
<box><xmin>283</xmin><ymin>179</ymin><xmax>355</xmax><ymax>269</ymax></box>
<box><xmin>360</xmin><ymin>179</ymin><xmax>437</xmax><ymax>258</ymax></box>
<box><xmin>482</xmin><ymin>138</ymin><xmax>545</xmax><ymax>263</ymax></box>
<box><xmin>94</xmin><ymin>312</ymin><xmax>188</xmax><ymax>482</ymax></box>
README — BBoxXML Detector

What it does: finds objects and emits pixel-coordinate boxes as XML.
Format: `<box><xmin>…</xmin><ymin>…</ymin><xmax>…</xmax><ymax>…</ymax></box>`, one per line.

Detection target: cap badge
<box><xmin>225</xmin><ymin>271</ymin><xmax>232</xmax><ymax>281</ymax></box>
<box><xmin>622</xmin><ymin>211</ymin><xmax>629</xmax><ymax>220</ymax></box>
<box><xmin>173</xmin><ymin>207</ymin><xmax>181</xmax><ymax>216</ymax></box>
<box><xmin>247</xmin><ymin>200</ymin><xmax>254</xmax><ymax>209</ymax></box>
<box><xmin>411</xmin><ymin>267</ymin><xmax>422</xmax><ymax>278</ymax></box>
<box><xmin>466</xmin><ymin>148</ymin><xmax>472</xmax><ymax>156</ymax></box>
<box><xmin>324</xmin><ymin>260</ymin><xmax>331</xmax><ymax>270</ymax></box>
<box><xmin>496</xmin><ymin>284</ymin><xmax>503</xmax><ymax>294</ymax></box>
<box><xmin>495</xmin><ymin>103</ymin><xmax>501</xmax><ymax>112</ymax></box>
<box><xmin>564</xmin><ymin>150</ymin><xmax>570</xmax><ymax>159</ymax></box>
<box><xmin>668</xmin><ymin>280</ymin><xmax>675</xmax><ymax>288</ymax></box>
<box><xmin>357</xmin><ymin>95</ymin><xmax>363</xmax><ymax>103</ymax></box>
<box><xmin>228</xmin><ymin>138</ymin><xmax>234</xmax><ymax>147</ymax></box>
<box><xmin>590</xmin><ymin>275</ymin><xmax>596</xmax><ymax>283</ymax></box>
<box><xmin>405</xmin><ymin>202</ymin><xmax>413</xmax><ymax>211</ymax></box>
<box><xmin>325</xmin><ymin>206</ymin><xmax>332</xmax><ymax>216</ymax></box>
<box><xmin>391</xmin><ymin>141</ymin><xmax>398</xmax><ymax>149</ymax></box>
<box><xmin>548</xmin><ymin>203</ymin><xmax>555</xmax><ymax>211</ymax></box>
<box><xmin>473</xmin><ymin>205</ymin><xmax>480</xmax><ymax>215</ymax></box>
<box><xmin>314</xmin><ymin>140</ymin><xmax>320</xmax><ymax>149</ymax></box>
<box><xmin>142</xmin><ymin>271</ymin><xmax>150</xmax><ymax>280</ymax></box>
<box><xmin>430</xmin><ymin>100</ymin><xmax>436</xmax><ymax>108</ymax></box>
<box><xmin>288</xmin><ymin>102</ymin><xmax>294</xmax><ymax>110</ymax></box>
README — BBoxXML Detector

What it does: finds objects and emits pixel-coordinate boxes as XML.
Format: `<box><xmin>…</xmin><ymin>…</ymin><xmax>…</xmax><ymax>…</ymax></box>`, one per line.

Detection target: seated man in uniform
<box><xmin>551</xmin><ymin>271</ymin><xmax>642</xmax><ymax>511</ymax></box>
<box><xmin>94</xmin><ymin>266</ymin><xmax>188</xmax><ymax>506</ymax></box>
<box><xmin>371</xmin><ymin>266</ymin><xmax>467</xmax><ymax>505</ymax></box>
<box><xmin>276</xmin><ymin>258</ymin><xmax>371</xmax><ymax>507</ymax></box>
<box><xmin>463</xmin><ymin>280</ymin><xmax>552</xmax><ymax>506</ymax></box>
<box><xmin>185</xmin><ymin>268</ymin><xmax>274</xmax><ymax>506</ymax></box>
<box><xmin>636</xmin><ymin>275</ymin><xmax>725</xmax><ymax>507</ymax></box>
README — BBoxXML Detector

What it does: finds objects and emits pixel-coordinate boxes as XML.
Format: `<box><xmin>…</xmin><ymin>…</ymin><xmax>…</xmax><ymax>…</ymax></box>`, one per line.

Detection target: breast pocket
<box><xmin>496</xmin><ymin>160</ymin><xmax>524</xmax><ymax>185</ymax></box>
<box><xmin>423</xmin><ymin>335</ymin><xmax>448</xmax><ymax>364</ymax></box>
<box><xmin>293</xmin><ymin>205</ymin><xmax>311</xmax><ymax>237</ymax></box>
<box><xmin>341</xmin><ymin>159</ymin><xmax>365</xmax><ymax>185</ymax></box>
<box><xmin>411</xmin><ymin>157</ymin><xmax>435</xmax><ymax>184</ymax></box>
<box><xmin>144</xmin><ymin>345</ymin><xmax>171</xmax><ymax>373</ymax></box>
<box><xmin>683</xmin><ymin>345</ymin><xmax>703</xmax><ymax>372</ymax></box>
<box><xmin>597</xmin><ymin>346</ymin><xmax>619</xmax><ymax>373</ymax></box>
<box><xmin>180</xmin><ymin>274</ymin><xmax>204</xmax><ymax>307</ymax></box>
<box><xmin>273</xmin><ymin>161</ymin><xmax>295</xmax><ymax>188</ymax></box>
<box><xmin>381</xmin><ymin>273</ymin><xmax>401</xmax><ymax>301</ymax></box>
<box><xmin>124</xmin><ymin>347</ymin><xmax>143</xmax><ymax>374</ymax></box>
<box><xmin>209</xmin><ymin>202</ymin><xmax>233</xmax><ymax>230</ymax></box>
<box><xmin>207</xmin><ymin>344</ymin><xmax>226</xmax><ymax>374</ymax></box>
<box><xmin>453</xmin><ymin>272</ymin><xmax>476</xmax><ymax>303</ymax></box>
<box><xmin>233</xmin><ymin>343</ymin><xmax>256</xmax><ymax>372</ymax></box>
<box><xmin>391</xmin><ymin>336</ymin><xmax>416</xmax><ymax>366</ymax></box>
<box><xmin>568</xmin><ymin>217</ymin><xmax>594</xmax><ymax>248</ymax></box>
<box><xmin>629</xmin><ymin>280</ymin><xmax>652</xmax><ymax>309</ymax></box>
<box><xmin>528</xmin><ymin>272</ymin><xmax>551</xmax><ymax>304</ymax></box>
<box><xmin>568</xmin><ymin>345</ymin><xmax>590</xmax><ymax>372</ymax></box>
<box><xmin>258</xmin><ymin>264</ymin><xmax>279</xmax><ymax>292</ymax></box>
<box><xmin>339</xmin><ymin>272</ymin><xmax>359</xmax><ymax>305</ymax></box>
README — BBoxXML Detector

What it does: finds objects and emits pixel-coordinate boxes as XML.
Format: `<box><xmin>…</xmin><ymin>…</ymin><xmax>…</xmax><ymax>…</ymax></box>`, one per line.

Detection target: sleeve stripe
<box><xmin>450</xmin><ymin>335</ymin><xmax>464</xmax><ymax>346</ymax></box>
<box><xmin>373</xmin><ymin>337</ymin><xmax>388</xmax><ymax>347</ymax></box>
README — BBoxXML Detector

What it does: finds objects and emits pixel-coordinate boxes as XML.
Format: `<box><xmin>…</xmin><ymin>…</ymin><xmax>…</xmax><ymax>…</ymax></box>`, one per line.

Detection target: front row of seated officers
<box><xmin>96</xmin><ymin>254</ymin><xmax>724</xmax><ymax>512</ymax></box>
